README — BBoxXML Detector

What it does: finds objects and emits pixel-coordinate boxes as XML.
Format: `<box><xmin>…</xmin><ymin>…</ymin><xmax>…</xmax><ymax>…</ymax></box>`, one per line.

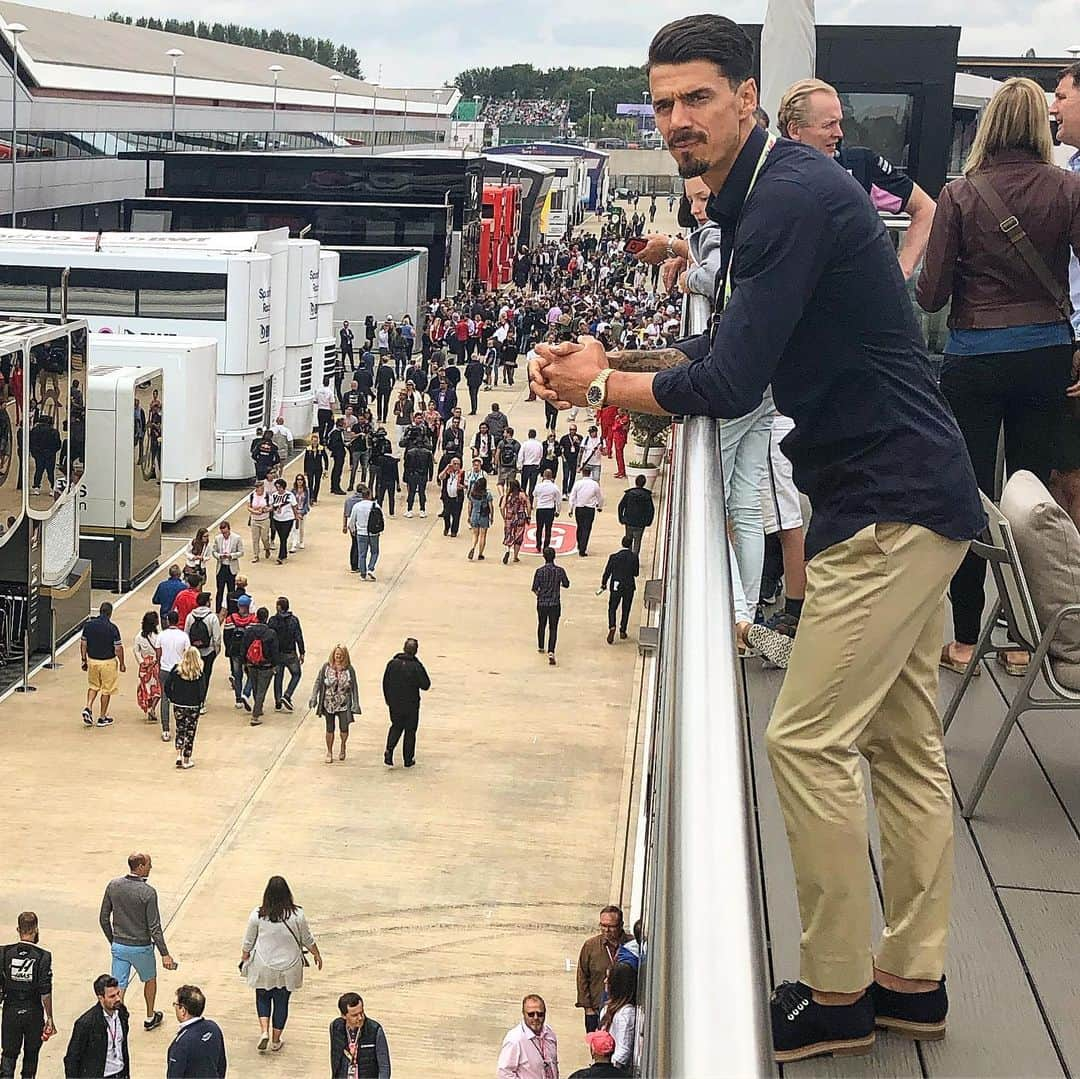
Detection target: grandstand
<box><xmin>478</xmin><ymin>97</ymin><xmax>570</xmax><ymax>127</ymax></box>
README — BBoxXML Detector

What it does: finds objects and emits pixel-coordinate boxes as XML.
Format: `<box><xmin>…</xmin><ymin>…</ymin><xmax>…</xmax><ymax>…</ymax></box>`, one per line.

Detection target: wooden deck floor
<box><xmin>744</xmin><ymin>642</ymin><xmax>1078</xmax><ymax>1078</ymax></box>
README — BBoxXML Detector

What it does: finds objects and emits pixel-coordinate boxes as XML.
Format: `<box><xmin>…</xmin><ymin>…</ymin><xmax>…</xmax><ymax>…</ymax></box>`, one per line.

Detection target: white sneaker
<box><xmin>405</xmin><ymin>510</ymin><xmax>413</xmax><ymax>518</ymax></box>
<box><xmin>420</xmin><ymin>510</ymin><xmax>427</xmax><ymax>518</ymax></box>
<box><xmin>161</xmin><ymin>731</ymin><xmax>171</xmax><ymax>741</ymax></box>
<box><xmin>299</xmin><ymin>542</ymin><xmax>305</xmax><ymax>549</ymax></box>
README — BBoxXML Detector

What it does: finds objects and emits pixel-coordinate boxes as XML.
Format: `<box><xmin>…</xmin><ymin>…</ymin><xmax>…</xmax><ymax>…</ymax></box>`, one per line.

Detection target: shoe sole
<box><xmin>774</xmin><ymin>1032</ymin><xmax>875</xmax><ymax>1063</ymax></box>
<box><xmin>746</xmin><ymin>624</ymin><xmax>794</xmax><ymax>669</ymax></box>
<box><xmin>875</xmin><ymin>1016</ymin><xmax>947</xmax><ymax>1040</ymax></box>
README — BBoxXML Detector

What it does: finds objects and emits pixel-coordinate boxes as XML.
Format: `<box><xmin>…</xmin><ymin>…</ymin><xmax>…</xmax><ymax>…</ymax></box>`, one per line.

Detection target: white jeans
<box><xmin>720</xmin><ymin>390</ymin><xmax>775</xmax><ymax>624</ymax></box>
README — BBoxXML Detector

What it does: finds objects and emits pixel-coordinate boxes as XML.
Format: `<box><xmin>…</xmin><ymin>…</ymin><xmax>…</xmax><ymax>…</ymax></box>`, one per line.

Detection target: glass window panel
<box><xmin>136</xmin><ymin>272</ymin><xmax>227</xmax><ymax>319</ymax></box>
<box><xmin>837</xmin><ymin>92</ymin><xmax>913</xmax><ymax>169</ymax></box>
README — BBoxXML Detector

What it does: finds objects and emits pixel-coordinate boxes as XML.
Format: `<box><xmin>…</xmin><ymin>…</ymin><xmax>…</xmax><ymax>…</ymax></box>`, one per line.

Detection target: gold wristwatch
<box><xmin>586</xmin><ymin>368</ymin><xmax>614</xmax><ymax>409</ymax></box>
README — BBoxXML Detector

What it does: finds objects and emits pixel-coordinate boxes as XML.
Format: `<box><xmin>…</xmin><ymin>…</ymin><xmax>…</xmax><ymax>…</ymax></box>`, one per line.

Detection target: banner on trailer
<box><xmin>759</xmin><ymin>0</ymin><xmax>816</xmax><ymax>130</ymax></box>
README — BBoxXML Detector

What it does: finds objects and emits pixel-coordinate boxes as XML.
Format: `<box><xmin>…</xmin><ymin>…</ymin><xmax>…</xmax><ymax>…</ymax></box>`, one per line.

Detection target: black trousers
<box><xmin>376</xmin><ymin>388</ymin><xmax>392</xmax><ymax>423</ymax></box>
<box><xmin>349</xmin><ymin>532</ymin><xmax>359</xmax><ymax>572</ymax></box>
<box><xmin>535</xmin><ymin>507</ymin><xmax>556</xmax><ymax>551</ymax></box>
<box><xmin>443</xmin><ymin>495</ymin><xmax>463</xmax><ymax>536</ymax></box>
<box><xmin>521</xmin><ymin>464</ymin><xmax>540</xmax><ymax>498</ymax></box>
<box><xmin>376</xmin><ymin>478</ymin><xmax>395</xmax><ymax>515</ymax></box>
<box><xmin>306</xmin><ymin>466</ymin><xmax>323</xmax><ymax>502</ymax></box>
<box><xmin>330</xmin><ymin>455</ymin><xmax>345</xmax><ymax>493</ymax></box>
<box><xmin>575</xmin><ymin>506</ymin><xmax>596</xmax><ymax>555</ymax></box>
<box><xmin>406</xmin><ymin>476</ymin><xmax>427</xmax><ymax>511</ymax></box>
<box><xmin>537</xmin><ymin>604</ymin><xmax>561</xmax><ymax>653</ymax></box>
<box><xmin>317</xmin><ymin>408</ymin><xmax>333</xmax><ymax>441</ymax></box>
<box><xmin>468</xmin><ymin>384</ymin><xmax>480</xmax><ymax>414</ymax></box>
<box><xmin>342</xmin><ymin>345</ymin><xmax>354</xmax><ymax>369</ymax></box>
<box><xmin>200</xmin><ymin>650</ymin><xmax>216</xmax><ymax>698</ymax></box>
<box><xmin>215</xmin><ymin>564</ymin><xmax>235</xmax><ymax>613</ymax></box>
<box><xmin>386</xmin><ymin>709</ymin><xmax>419</xmax><ymax>764</ymax></box>
<box><xmin>544</xmin><ymin>401</ymin><xmax>559</xmax><ymax>431</ymax></box>
<box><xmin>1</xmin><ymin>1003</ymin><xmax>43</xmax><ymax>1078</ymax></box>
<box><xmin>608</xmin><ymin>586</ymin><xmax>635</xmax><ymax>633</ymax></box>
<box><xmin>940</xmin><ymin>345</ymin><xmax>1074</xmax><ymax>643</ymax></box>
<box><xmin>562</xmin><ymin>458</ymin><xmax>579</xmax><ymax>495</ymax></box>
<box><xmin>272</xmin><ymin>519</ymin><xmax>293</xmax><ymax>560</ymax></box>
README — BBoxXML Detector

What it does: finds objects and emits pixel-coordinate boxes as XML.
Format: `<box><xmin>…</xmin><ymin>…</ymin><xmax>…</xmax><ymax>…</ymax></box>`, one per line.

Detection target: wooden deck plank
<box><xmin>744</xmin><ymin>662</ymin><xmax>921</xmax><ymax>1078</ymax></box>
<box><xmin>998</xmin><ymin>889</ymin><xmax>1080</xmax><ymax>1078</ymax></box>
<box><xmin>940</xmin><ymin>669</ymin><xmax>1080</xmax><ymax>890</ymax></box>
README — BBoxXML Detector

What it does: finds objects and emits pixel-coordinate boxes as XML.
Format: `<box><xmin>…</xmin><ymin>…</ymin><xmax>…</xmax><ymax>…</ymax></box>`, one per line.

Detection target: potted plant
<box><xmin>625</xmin><ymin>412</ymin><xmax>672</xmax><ymax>490</ymax></box>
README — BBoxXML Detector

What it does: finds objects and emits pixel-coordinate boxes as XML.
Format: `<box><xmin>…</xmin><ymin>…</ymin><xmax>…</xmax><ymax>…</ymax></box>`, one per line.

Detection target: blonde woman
<box><xmin>309</xmin><ymin>644</ymin><xmax>361</xmax><ymax>763</ymax></box>
<box><xmin>165</xmin><ymin>646</ymin><xmax>205</xmax><ymax>769</ymax></box>
<box><xmin>918</xmin><ymin>76</ymin><xmax>1080</xmax><ymax>676</ymax></box>
<box><xmin>290</xmin><ymin>474</ymin><xmax>311</xmax><ymax>553</ymax></box>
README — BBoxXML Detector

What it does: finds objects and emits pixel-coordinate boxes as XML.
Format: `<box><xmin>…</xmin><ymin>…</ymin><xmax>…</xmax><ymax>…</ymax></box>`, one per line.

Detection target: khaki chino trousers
<box><xmin>765</xmin><ymin>522</ymin><xmax>968</xmax><ymax>993</ymax></box>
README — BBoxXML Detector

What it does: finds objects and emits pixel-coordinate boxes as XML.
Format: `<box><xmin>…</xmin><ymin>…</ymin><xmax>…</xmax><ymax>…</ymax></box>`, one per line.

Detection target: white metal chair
<box><xmin>941</xmin><ymin>492</ymin><xmax>1080</xmax><ymax>818</ymax></box>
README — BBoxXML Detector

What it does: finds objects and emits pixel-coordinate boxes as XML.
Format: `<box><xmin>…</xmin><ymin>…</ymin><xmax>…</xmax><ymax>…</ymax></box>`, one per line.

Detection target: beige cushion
<box><xmin>999</xmin><ymin>470</ymin><xmax>1080</xmax><ymax>690</ymax></box>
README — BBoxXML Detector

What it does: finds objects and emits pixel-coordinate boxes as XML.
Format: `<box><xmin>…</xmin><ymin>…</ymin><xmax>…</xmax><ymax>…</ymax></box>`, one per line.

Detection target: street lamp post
<box><xmin>330</xmin><ymin>72</ymin><xmax>343</xmax><ymax>151</ymax></box>
<box><xmin>7</xmin><ymin>22</ymin><xmax>26</xmax><ymax>228</ymax></box>
<box><xmin>587</xmin><ymin>87</ymin><xmax>595</xmax><ymax>143</ymax></box>
<box><xmin>269</xmin><ymin>64</ymin><xmax>283</xmax><ymax>143</ymax></box>
<box><xmin>473</xmin><ymin>94</ymin><xmax>482</xmax><ymax>149</ymax></box>
<box><xmin>433</xmin><ymin>88</ymin><xmax>442</xmax><ymax>146</ymax></box>
<box><xmin>402</xmin><ymin>87</ymin><xmax>409</xmax><ymax>144</ymax></box>
<box><xmin>166</xmin><ymin>47</ymin><xmax>183</xmax><ymax>151</ymax></box>
<box><xmin>370</xmin><ymin>83</ymin><xmax>379</xmax><ymax>154</ymax></box>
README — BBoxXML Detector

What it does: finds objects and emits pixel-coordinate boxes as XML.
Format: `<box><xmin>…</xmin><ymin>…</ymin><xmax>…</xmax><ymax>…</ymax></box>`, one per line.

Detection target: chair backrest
<box><xmin>981</xmin><ymin>492</ymin><xmax>1043</xmax><ymax>653</ymax></box>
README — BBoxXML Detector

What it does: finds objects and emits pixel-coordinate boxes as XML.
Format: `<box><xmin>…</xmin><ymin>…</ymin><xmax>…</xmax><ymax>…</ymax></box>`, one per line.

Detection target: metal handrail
<box><xmin>636</xmin><ymin>292</ymin><xmax>773</xmax><ymax>1076</ymax></box>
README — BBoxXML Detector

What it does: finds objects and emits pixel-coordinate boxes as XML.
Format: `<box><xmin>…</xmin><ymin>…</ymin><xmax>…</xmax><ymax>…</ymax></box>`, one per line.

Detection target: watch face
<box><xmin>587</xmin><ymin>386</ymin><xmax>602</xmax><ymax>406</ymax></box>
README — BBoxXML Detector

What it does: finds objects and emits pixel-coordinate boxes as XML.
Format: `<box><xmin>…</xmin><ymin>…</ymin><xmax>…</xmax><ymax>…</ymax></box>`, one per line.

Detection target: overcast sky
<box><xmin>38</xmin><ymin>0</ymin><xmax>1080</xmax><ymax>86</ymax></box>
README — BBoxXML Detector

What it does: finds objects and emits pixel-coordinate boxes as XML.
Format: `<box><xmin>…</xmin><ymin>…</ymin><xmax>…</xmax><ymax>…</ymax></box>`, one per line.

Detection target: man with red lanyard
<box><xmin>329</xmin><ymin>992</ymin><xmax>390</xmax><ymax>1078</ymax></box>
<box><xmin>575</xmin><ymin>906</ymin><xmax>631</xmax><ymax>1033</ymax></box>
<box><xmin>497</xmin><ymin>995</ymin><xmax>559</xmax><ymax>1079</ymax></box>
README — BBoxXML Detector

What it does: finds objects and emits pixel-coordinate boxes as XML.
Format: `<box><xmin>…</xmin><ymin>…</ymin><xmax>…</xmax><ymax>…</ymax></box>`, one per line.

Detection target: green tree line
<box><xmin>104</xmin><ymin>12</ymin><xmax>363</xmax><ymax>78</ymax></box>
<box><xmin>453</xmin><ymin>64</ymin><xmax>649</xmax><ymax>126</ymax></box>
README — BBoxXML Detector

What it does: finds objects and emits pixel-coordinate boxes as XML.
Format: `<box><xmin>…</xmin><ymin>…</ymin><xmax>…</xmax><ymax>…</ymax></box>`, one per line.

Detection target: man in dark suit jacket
<box><xmin>382</xmin><ymin>638</ymin><xmax>431</xmax><ymax>768</ymax></box>
<box><xmin>64</xmin><ymin>975</ymin><xmax>130</xmax><ymax>1079</ymax></box>
<box><xmin>166</xmin><ymin>985</ymin><xmax>227</xmax><ymax>1078</ymax></box>
<box><xmin>600</xmin><ymin>536</ymin><xmax>640</xmax><ymax>644</ymax></box>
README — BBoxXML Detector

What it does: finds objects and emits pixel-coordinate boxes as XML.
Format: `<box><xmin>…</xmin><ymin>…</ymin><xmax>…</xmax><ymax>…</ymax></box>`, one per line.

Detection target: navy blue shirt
<box><xmin>653</xmin><ymin>125</ymin><xmax>984</xmax><ymax>558</ymax></box>
<box><xmin>81</xmin><ymin>614</ymin><xmax>121</xmax><ymax>661</ymax></box>
<box><xmin>151</xmin><ymin>576</ymin><xmax>186</xmax><ymax>622</ymax></box>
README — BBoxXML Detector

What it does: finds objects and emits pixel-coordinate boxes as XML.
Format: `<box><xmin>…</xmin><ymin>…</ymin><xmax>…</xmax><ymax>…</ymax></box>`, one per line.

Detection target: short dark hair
<box><xmin>94</xmin><ymin>974</ymin><xmax>119</xmax><ymax>998</ymax></box>
<box><xmin>338</xmin><ymin>992</ymin><xmax>364</xmax><ymax>1014</ymax></box>
<box><xmin>167</xmin><ymin>610</ymin><xmax>180</xmax><ymax>626</ymax></box>
<box><xmin>256</xmin><ymin>606</ymin><xmax>269</xmax><ymax>623</ymax></box>
<box><xmin>99</xmin><ymin>601</ymin><xmax>113</xmax><ymax>618</ymax></box>
<box><xmin>543</xmin><ymin>547</ymin><xmax>556</xmax><ymax>563</ymax></box>
<box><xmin>403</xmin><ymin>637</ymin><xmax>419</xmax><ymax>656</ymax></box>
<box><xmin>621</xmin><ymin>536</ymin><xmax>633</xmax><ymax>549</ymax></box>
<box><xmin>1059</xmin><ymin>62</ymin><xmax>1080</xmax><ymax>88</ymax></box>
<box><xmin>600</xmin><ymin>903</ymin><xmax>624</xmax><ymax>925</ymax></box>
<box><xmin>176</xmin><ymin>985</ymin><xmax>206</xmax><ymax>1017</ymax></box>
<box><xmin>646</xmin><ymin>14</ymin><xmax>755</xmax><ymax>89</ymax></box>
<box><xmin>527</xmin><ymin>428</ymin><xmax>537</xmax><ymax>439</ymax></box>
<box><xmin>17</xmin><ymin>911</ymin><xmax>37</xmax><ymax>935</ymax></box>
<box><xmin>635</xmin><ymin>474</ymin><xmax>647</xmax><ymax>487</ymax></box>
<box><xmin>128</xmin><ymin>852</ymin><xmax>149</xmax><ymax>872</ymax></box>
<box><xmin>276</xmin><ymin>596</ymin><xmax>289</xmax><ymax>612</ymax></box>
<box><xmin>197</xmin><ymin>591</ymin><xmax>211</xmax><ymax>606</ymax></box>
<box><xmin>168</xmin><ymin>563</ymin><xmax>181</xmax><ymax>578</ymax></box>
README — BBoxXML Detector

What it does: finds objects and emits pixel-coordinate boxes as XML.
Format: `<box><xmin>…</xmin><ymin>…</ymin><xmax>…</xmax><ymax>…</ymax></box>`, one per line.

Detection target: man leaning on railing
<box><xmin>530</xmin><ymin>13</ymin><xmax>985</xmax><ymax>1067</ymax></box>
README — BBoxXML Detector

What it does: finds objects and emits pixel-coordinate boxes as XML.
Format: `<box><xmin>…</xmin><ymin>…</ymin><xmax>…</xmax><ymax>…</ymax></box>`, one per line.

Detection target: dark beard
<box><xmin>677</xmin><ymin>155</ymin><xmax>710</xmax><ymax>178</ymax></box>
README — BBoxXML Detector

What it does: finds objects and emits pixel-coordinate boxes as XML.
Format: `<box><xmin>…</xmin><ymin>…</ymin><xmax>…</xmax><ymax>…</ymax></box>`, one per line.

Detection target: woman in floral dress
<box><xmin>309</xmin><ymin>644</ymin><xmax>361</xmax><ymax>764</ymax></box>
<box><xmin>133</xmin><ymin>610</ymin><xmax>162</xmax><ymax>723</ymax></box>
<box><xmin>500</xmin><ymin>478</ymin><xmax>531</xmax><ymax>565</ymax></box>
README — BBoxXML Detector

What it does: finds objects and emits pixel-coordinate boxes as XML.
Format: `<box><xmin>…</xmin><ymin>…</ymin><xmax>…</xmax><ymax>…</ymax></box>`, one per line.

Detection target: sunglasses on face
<box><xmin>526</xmin><ymin>1011</ymin><xmax>545</xmax><ymax>1019</ymax></box>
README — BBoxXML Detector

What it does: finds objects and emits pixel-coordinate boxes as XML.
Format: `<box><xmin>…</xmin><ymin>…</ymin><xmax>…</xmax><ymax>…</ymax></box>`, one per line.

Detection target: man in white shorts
<box><xmin>760</xmin><ymin>413</ymin><xmax>807</xmax><ymax>637</ymax></box>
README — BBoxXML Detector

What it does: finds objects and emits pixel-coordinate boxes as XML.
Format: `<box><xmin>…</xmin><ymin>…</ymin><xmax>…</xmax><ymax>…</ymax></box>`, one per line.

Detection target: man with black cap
<box><xmin>0</xmin><ymin>912</ymin><xmax>55</xmax><ymax>1078</ymax></box>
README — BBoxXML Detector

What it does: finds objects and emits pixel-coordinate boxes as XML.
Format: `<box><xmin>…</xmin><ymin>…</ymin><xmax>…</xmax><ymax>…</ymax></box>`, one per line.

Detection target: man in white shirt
<box><xmin>347</xmin><ymin>485</ymin><xmax>380</xmax><ymax>582</ymax></box>
<box><xmin>532</xmin><ymin>470</ymin><xmax>562</xmax><ymax>553</ymax></box>
<box><xmin>157</xmin><ymin>610</ymin><xmax>190</xmax><ymax>742</ymax></box>
<box><xmin>569</xmin><ymin>468</ymin><xmax>604</xmax><ymax>557</ymax></box>
<box><xmin>269</xmin><ymin>416</ymin><xmax>293</xmax><ymax>464</ymax></box>
<box><xmin>517</xmin><ymin>429</ymin><xmax>545</xmax><ymax>498</ymax></box>
<box><xmin>314</xmin><ymin>378</ymin><xmax>336</xmax><ymax>441</ymax></box>
<box><xmin>579</xmin><ymin>427</ymin><xmax>604</xmax><ymax>481</ymax></box>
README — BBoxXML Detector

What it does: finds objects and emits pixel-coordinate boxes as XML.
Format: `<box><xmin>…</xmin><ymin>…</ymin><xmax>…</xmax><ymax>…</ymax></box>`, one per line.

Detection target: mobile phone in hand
<box><xmin>625</xmin><ymin>237</ymin><xmax>648</xmax><ymax>255</ymax></box>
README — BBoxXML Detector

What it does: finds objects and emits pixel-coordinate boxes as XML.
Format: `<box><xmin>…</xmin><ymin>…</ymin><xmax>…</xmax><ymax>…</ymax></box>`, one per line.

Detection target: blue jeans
<box><xmin>719</xmin><ymin>390</ymin><xmax>775</xmax><ymax>624</ymax></box>
<box><xmin>274</xmin><ymin>655</ymin><xmax>302</xmax><ymax>704</ymax></box>
<box><xmin>229</xmin><ymin>655</ymin><xmax>252</xmax><ymax>703</ymax></box>
<box><xmin>355</xmin><ymin>533</ymin><xmax>380</xmax><ymax>574</ymax></box>
<box><xmin>255</xmin><ymin>987</ymin><xmax>290</xmax><ymax>1030</ymax></box>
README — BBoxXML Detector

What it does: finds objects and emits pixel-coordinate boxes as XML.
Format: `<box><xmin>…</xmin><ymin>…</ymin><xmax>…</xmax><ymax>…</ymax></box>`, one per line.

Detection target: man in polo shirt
<box><xmin>531</xmin><ymin>15</ymin><xmax>984</xmax><ymax>1063</ymax></box>
<box><xmin>80</xmin><ymin>602</ymin><xmax>125</xmax><ymax>728</ymax></box>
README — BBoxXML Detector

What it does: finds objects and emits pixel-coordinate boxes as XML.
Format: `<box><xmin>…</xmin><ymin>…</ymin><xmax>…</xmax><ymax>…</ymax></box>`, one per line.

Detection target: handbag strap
<box><xmin>283</xmin><ymin>917</ymin><xmax>306</xmax><ymax>957</ymax></box>
<box><xmin>967</xmin><ymin>173</ymin><xmax>1074</xmax><ymax>322</ymax></box>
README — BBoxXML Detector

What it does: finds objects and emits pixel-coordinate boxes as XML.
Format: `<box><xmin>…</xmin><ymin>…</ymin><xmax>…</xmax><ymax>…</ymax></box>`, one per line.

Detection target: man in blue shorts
<box><xmin>98</xmin><ymin>853</ymin><xmax>178</xmax><ymax>1033</ymax></box>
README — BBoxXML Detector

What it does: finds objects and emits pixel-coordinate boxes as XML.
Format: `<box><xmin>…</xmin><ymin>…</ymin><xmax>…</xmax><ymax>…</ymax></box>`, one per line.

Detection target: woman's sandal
<box><xmin>939</xmin><ymin>644</ymin><xmax>981</xmax><ymax>676</ymax></box>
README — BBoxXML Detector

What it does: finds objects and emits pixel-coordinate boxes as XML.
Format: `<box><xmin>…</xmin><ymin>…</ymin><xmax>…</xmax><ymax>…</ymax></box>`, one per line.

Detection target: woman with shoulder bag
<box><xmin>269</xmin><ymin>478</ymin><xmax>299</xmax><ymax>565</ymax></box>
<box><xmin>918</xmin><ymin>77</ymin><xmax>1080</xmax><ymax>677</ymax></box>
<box><xmin>239</xmin><ymin>875</ymin><xmax>323</xmax><ymax>1053</ymax></box>
<box><xmin>310</xmin><ymin>643</ymin><xmax>362</xmax><ymax>764</ymax></box>
<box><xmin>165</xmin><ymin>646</ymin><xmax>205</xmax><ymax>769</ymax></box>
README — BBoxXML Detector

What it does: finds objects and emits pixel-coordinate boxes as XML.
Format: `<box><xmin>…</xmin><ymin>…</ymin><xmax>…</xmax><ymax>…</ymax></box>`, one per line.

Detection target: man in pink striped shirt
<box><xmin>497</xmin><ymin>994</ymin><xmax>559</xmax><ymax>1078</ymax></box>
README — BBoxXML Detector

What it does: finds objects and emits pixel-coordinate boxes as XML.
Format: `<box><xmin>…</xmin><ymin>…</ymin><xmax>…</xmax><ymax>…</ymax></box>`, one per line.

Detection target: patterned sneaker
<box><xmin>871</xmin><ymin>977</ymin><xmax>948</xmax><ymax>1041</ymax></box>
<box><xmin>771</xmin><ymin>981</ymin><xmax>875</xmax><ymax>1063</ymax></box>
<box><xmin>746</xmin><ymin>623</ymin><xmax>795</xmax><ymax>669</ymax></box>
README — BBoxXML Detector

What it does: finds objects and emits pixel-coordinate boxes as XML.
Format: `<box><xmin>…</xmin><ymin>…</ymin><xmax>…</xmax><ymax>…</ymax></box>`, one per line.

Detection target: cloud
<box><xmin>27</xmin><ymin>0</ymin><xmax>1080</xmax><ymax>85</ymax></box>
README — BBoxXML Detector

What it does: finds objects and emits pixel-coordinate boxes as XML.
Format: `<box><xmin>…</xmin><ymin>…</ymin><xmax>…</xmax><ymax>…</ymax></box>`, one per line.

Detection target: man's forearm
<box><xmin>608</xmin><ymin>348</ymin><xmax>686</xmax><ymax>374</ymax></box>
<box><xmin>605</xmin><ymin>371</ymin><xmax>671</xmax><ymax>416</ymax></box>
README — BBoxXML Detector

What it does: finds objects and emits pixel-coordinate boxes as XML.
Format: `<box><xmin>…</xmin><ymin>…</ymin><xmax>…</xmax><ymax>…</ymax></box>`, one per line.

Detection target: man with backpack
<box><xmin>223</xmin><ymin>595</ymin><xmax>258</xmax><ymax>711</ymax></box>
<box><xmin>347</xmin><ymin>484</ymin><xmax>384</xmax><ymax>583</ymax></box>
<box><xmin>183</xmin><ymin>593</ymin><xmax>222</xmax><ymax>706</ymax></box>
<box><xmin>496</xmin><ymin>427</ymin><xmax>521</xmax><ymax>492</ymax></box>
<box><xmin>268</xmin><ymin>596</ymin><xmax>306</xmax><ymax>712</ymax></box>
<box><xmin>240</xmin><ymin>607</ymin><xmax>279</xmax><ymax>726</ymax></box>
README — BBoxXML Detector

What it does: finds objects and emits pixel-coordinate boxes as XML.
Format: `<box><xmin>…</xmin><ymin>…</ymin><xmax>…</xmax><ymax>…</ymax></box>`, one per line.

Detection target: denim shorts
<box><xmin>110</xmin><ymin>942</ymin><xmax>157</xmax><ymax>987</ymax></box>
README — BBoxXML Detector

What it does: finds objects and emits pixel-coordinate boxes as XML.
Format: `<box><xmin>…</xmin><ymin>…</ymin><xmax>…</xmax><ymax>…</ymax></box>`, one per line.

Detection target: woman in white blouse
<box><xmin>183</xmin><ymin>527</ymin><xmax>211</xmax><ymax>584</ymax></box>
<box><xmin>240</xmin><ymin>875</ymin><xmax>323</xmax><ymax>1053</ymax></box>
<box><xmin>599</xmin><ymin>961</ymin><xmax>638</xmax><ymax>1071</ymax></box>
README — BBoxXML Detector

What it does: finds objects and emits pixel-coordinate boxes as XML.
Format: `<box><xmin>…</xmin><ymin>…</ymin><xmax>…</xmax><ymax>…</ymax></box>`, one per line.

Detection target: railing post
<box><xmin>44</xmin><ymin>606</ymin><xmax>61</xmax><ymax>670</ymax></box>
<box><xmin>14</xmin><ymin>631</ymin><xmax>35</xmax><ymax>693</ymax></box>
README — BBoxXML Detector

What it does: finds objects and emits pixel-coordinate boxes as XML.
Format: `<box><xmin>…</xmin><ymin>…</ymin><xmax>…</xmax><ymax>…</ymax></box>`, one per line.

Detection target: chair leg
<box><xmin>942</xmin><ymin>605</ymin><xmax>999</xmax><ymax>734</ymax></box>
<box><xmin>963</xmin><ymin>659</ymin><xmax>1040</xmax><ymax>819</ymax></box>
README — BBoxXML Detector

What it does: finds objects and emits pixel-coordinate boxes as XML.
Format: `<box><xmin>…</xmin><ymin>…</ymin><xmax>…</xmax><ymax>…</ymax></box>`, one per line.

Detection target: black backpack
<box><xmin>367</xmin><ymin>503</ymin><xmax>385</xmax><ymax>535</ymax></box>
<box><xmin>500</xmin><ymin>441</ymin><xmax>518</xmax><ymax>468</ymax></box>
<box><xmin>188</xmin><ymin>614</ymin><xmax>211</xmax><ymax>650</ymax></box>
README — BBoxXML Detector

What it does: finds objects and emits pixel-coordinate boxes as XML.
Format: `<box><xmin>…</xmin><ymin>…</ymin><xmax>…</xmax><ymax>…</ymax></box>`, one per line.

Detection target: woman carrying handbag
<box><xmin>309</xmin><ymin>644</ymin><xmax>362</xmax><ymax>764</ymax></box>
<box><xmin>239</xmin><ymin>876</ymin><xmax>323</xmax><ymax>1054</ymax></box>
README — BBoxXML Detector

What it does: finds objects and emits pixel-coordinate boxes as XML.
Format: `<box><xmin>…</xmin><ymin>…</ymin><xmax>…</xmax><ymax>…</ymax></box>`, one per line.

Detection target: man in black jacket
<box><xmin>374</xmin><ymin>447</ymin><xmax>399</xmax><ymax>517</ymax></box>
<box><xmin>268</xmin><ymin>596</ymin><xmax>305</xmax><ymax>712</ymax></box>
<box><xmin>329</xmin><ymin>992</ymin><xmax>390</xmax><ymax>1078</ymax></box>
<box><xmin>165</xmin><ymin>985</ymin><xmax>226</xmax><ymax>1079</ymax></box>
<box><xmin>326</xmin><ymin>420</ymin><xmax>348</xmax><ymax>495</ymax></box>
<box><xmin>240</xmin><ymin>607</ymin><xmax>280</xmax><ymax>726</ymax></box>
<box><xmin>403</xmin><ymin>361</ymin><xmax>428</xmax><ymax>396</ymax></box>
<box><xmin>617</xmin><ymin>474</ymin><xmax>656</xmax><ymax>555</ymax></box>
<box><xmin>601</xmin><ymin>537</ymin><xmax>641</xmax><ymax>644</ymax></box>
<box><xmin>403</xmin><ymin>444</ymin><xmax>432</xmax><ymax>518</ymax></box>
<box><xmin>382</xmin><ymin>638</ymin><xmax>431</xmax><ymax>768</ymax></box>
<box><xmin>1</xmin><ymin>912</ymin><xmax>55</xmax><ymax>1079</ymax></box>
<box><xmin>64</xmin><ymin>975</ymin><xmax>129</xmax><ymax>1079</ymax></box>
<box><xmin>464</xmin><ymin>356</ymin><xmax>485</xmax><ymax>414</ymax></box>
<box><xmin>374</xmin><ymin>359</ymin><xmax>395</xmax><ymax>423</ymax></box>
<box><xmin>559</xmin><ymin>425</ymin><xmax>583</xmax><ymax>497</ymax></box>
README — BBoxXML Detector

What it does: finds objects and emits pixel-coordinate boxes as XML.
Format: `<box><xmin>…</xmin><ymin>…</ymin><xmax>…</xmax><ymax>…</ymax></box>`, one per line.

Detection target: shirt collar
<box><xmin>705</xmin><ymin>124</ymin><xmax>768</xmax><ymax>228</ymax></box>
<box><xmin>1068</xmin><ymin>148</ymin><xmax>1080</xmax><ymax>172</ymax></box>
<box><xmin>178</xmin><ymin>1017</ymin><xmax>200</xmax><ymax>1031</ymax></box>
